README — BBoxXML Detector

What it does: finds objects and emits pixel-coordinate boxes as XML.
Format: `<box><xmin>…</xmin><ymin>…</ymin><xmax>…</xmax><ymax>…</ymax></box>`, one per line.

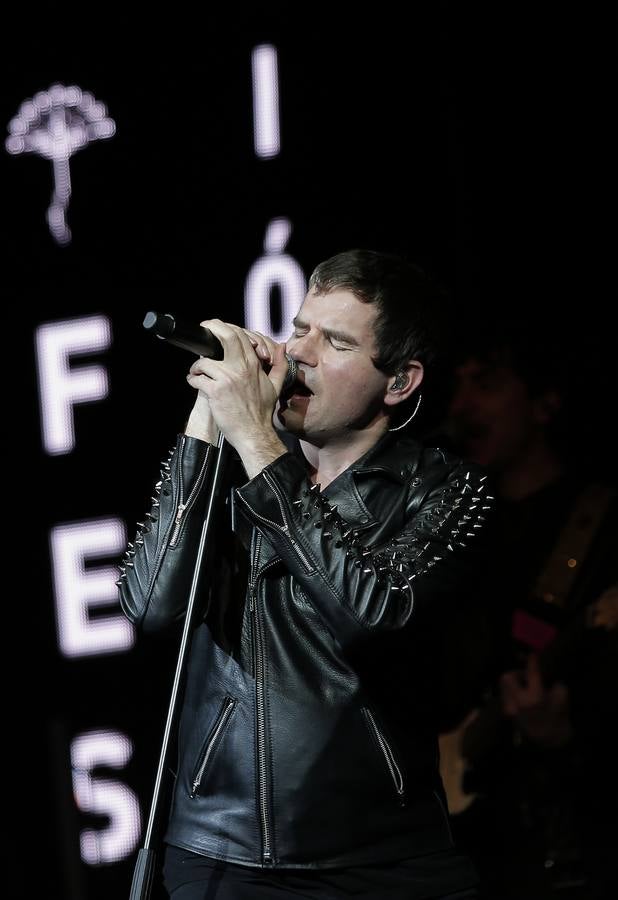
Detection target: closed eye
<box><xmin>290</xmin><ymin>328</ymin><xmax>356</xmax><ymax>351</ymax></box>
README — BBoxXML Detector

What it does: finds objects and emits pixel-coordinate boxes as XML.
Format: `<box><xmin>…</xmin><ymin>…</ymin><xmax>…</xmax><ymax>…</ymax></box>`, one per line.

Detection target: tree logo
<box><xmin>6</xmin><ymin>83</ymin><xmax>116</xmax><ymax>245</ymax></box>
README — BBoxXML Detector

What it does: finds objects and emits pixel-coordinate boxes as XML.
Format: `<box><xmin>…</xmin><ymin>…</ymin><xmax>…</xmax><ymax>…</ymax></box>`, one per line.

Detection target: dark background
<box><xmin>3</xmin><ymin>7</ymin><xmax>616</xmax><ymax>898</ymax></box>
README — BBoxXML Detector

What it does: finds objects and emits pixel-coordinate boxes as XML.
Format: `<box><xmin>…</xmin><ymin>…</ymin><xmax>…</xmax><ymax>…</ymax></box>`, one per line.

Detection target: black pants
<box><xmin>162</xmin><ymin>845</ymin><xmax>480</xmax><ymax>899</ymax></box>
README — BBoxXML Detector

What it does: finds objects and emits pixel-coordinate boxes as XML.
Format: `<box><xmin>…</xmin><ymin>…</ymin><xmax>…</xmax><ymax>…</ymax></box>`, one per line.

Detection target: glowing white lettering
<box><xmin>244</xmin><ymin>218</ymin><xmax>306</xmax><ymax>341</ymax></box>
<box><xmin>51</xmin><ymin>518</ymin><xmax>134</xmax><ymax>657</ymax></box>
<box><xmin>71</xmin><ymin>730</ymin><xmax>141</xmax><ymax>865</ymax></box>
<box><xmin>36</xmin><ymin>316</ymin><xmax>111</xmax><ymax>456</ymax></box>
<box><xmin>252</xmin><ymin>44</ymin><xmax>280</xmax><ymax>158</ymax></box>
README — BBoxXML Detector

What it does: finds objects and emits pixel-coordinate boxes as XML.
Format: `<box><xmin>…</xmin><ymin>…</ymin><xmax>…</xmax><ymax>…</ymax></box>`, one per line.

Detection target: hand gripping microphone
<box><xmin>143</xmin><ymin>311</ymin><xmax>298</xmax><ymax>392</ymax></box>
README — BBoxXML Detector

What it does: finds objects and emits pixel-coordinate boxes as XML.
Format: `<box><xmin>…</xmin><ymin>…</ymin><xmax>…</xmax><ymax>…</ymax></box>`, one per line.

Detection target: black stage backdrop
<box><xmin>2</xmin><ymin>8</ymin><xmax>615</xmax><ymax>899</ymax></box>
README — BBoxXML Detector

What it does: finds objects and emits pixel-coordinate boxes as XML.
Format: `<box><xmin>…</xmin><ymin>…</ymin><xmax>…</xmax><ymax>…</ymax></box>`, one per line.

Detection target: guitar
<box><xmin>439</xmin><ymin>585</ymin><xmax>618</xmax><ymax>816</ymax></box>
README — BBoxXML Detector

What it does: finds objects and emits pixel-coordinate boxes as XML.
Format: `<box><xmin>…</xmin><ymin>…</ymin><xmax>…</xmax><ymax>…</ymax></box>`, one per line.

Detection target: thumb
<box><xmin>267</xmin><ymin>343</ymin><xmax>290</xmax><ymax>396</ymax></box>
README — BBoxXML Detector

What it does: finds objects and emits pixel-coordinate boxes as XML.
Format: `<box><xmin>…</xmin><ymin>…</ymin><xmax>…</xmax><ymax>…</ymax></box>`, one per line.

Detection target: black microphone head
<box><xmin>143</xmin><ymin>311</ymin><xmax>175</xmax><ymax>338</ymax></box>
<box><xmin>283</xmin><ymin>355</ymin><xmax>298</xmax><ymax>391</ymax></box>
<box><xmin>143</xmin><ymin>310</ymin><xmax>297</xmax><ymax>389</ymax></box>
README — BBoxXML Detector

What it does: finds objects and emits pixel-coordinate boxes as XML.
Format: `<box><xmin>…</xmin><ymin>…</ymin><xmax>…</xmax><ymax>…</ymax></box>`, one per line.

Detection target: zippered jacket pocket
<box><xmin>361</xmin><ymin>706</ymin><xmax>406</xmax><ymax>806</ymax></box>
<box><xmin>190</xmin><ymin>696</ymin><xmax>237</xmax><ymax>798</ymax></box>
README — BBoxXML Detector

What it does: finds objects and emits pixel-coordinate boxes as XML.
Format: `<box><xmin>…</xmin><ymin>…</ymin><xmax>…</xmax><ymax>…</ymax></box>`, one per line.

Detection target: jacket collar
<box><xmin>282</xmin><ymin>430</ymin><xmax>424</xmax><ymax>532</ymax></box>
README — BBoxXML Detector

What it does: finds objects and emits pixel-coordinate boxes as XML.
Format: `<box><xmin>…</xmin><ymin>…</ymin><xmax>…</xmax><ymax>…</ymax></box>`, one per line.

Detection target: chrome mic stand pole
<box><xmin>129</xmin><ymin>431</ymin><xmax>228</xmax><ymax>900</ymax></box>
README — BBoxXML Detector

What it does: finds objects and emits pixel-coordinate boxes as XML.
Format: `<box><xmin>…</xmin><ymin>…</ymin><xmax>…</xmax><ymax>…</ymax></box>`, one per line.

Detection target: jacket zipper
<box><xmin>249</xmin><ymin>531</ymin><xmax>280</xmax><ymax>864</ymax></box>
<box><xmin>362</xmin><ymin>707</ymin><xmax>406</xmax><ymax>805</ymax></box>
<box><xmin>170</xmin><ymin>441</ymin><xmax>212</xmax><ymax>547</ymax></box>
<box><xmin>236</xmin><ymin>472</ymin><xmax>314</xmax><ymax>573</ymax></box>
<box><xmin>190</xmin><ymin>696</ymin><xmax>236</xmax><ymax>798</ymax></box>
<box><xmin>144</xmin><ymin>436</ymin><xmax>211</xmax><ymax>600</ymax></box>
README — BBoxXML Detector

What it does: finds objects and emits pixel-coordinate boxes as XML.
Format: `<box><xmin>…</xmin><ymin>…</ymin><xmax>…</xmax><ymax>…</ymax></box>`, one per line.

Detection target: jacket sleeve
<box><xmin>234</xmin><ymin>451</ymin><xmax>493</xmax><ymax>648</ymax></box>
<box><xmin>117</xmin><ymin>434</ymin><xmax>217</xmax><ymax>633</ymax></box>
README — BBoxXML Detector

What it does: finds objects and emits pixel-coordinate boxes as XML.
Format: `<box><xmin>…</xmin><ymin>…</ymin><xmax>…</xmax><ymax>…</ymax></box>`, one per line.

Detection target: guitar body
<box><xmin>438</xmin><ymin>587</ymin><xmax>618</xmax><ymax>816</ymax></box>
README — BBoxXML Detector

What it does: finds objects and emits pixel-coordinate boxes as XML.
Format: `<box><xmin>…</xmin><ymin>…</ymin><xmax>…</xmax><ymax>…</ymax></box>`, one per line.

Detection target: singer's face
<box><xmin>276</xmin><ymin>288</ymin><xmax>390</xmax><ymax>444</ymax></box>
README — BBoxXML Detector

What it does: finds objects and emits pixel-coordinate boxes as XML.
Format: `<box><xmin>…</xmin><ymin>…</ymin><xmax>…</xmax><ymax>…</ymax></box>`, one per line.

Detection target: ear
<box><xmin>383</xmin><ymin>361</ymin><xmax>424</xmax><ymax>407</ymax></box>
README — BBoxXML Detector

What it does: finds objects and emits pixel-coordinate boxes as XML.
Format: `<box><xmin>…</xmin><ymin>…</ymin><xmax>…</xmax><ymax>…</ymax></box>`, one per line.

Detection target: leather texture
<box><xmin>118</xmin><ymin>431</ymin><xmax>493</xmax><ymax>868</ymax></box>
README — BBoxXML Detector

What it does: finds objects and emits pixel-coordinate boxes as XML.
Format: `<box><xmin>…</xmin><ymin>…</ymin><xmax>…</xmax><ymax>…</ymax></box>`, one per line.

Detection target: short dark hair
<box><xmin>454</xmin><ymin>318</ymin><xmax>569</xmax><ymax>399</ymax></box>
<box><xmin>308</xmin><ymin>249</ymin><xmax>451</xmax><ymax>377</ymax></box>
<box><xmin>452</xmin><ymin>314</ymin><xmax>576</xmax><ymax>461</ymax></box>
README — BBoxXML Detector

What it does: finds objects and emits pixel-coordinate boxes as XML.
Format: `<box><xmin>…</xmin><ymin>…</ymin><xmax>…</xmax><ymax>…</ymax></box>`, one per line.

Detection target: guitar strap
<box><xmin>532</xmin><ymin>482</ymin><xmax>615</xmax><ymax>609</ymax></box>
<box><xmin>513</xmin><ymin>482</ymin><xmax>615</xmax><ymax>650</ymax></box>
<box><xmin>442</xmin><ymin>484</ymin><xmax>615</xmax><ymax>831</ymax></box>
<box><xmin>513</xmin><ymin>483</ymin><xmax>616</xmax><ymax>884</ymax></box>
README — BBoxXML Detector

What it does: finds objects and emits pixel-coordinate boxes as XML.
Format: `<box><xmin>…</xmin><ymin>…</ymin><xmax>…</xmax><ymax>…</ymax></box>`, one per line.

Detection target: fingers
<box><xmin>242</xmin><ymin>329</ymin><xmax>279</xmax><ymax>364</ymax></box>
<box><xmin>186</xmin><ymin>356</ymin><xmax>220</xmax><ymax>396</ymax></box>
<box><xmin>200</xmin><ymin>319</ymin><xmax>281</xmax><ymax>365</ymax></box>
<box><xmin>186</xmin><ymin>322</ymin><xmax>286</xmax><ymax>395</ymax></box>
<box><xmin>196</xmin><ymin>319</ymin><xmax>285</xmax><ymax>376</ymax></box>
<box><xmin>267</xmin><ymin>342</ymin><xmax>290</xmax><ymax>395</ymax></box>
<box><xmin>198</xmin><ymin>319</ymin><xmax>256</xmax><ymax>363</ymax></box>
<box><xmin>187</xmin><ymin>355</ymin><xmax>220</xmax><ymax>380</ymax></box>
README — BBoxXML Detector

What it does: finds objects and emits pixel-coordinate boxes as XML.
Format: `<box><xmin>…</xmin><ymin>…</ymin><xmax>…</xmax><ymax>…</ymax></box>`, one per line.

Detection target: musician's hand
<box><xmin>242</xmin><ymin>329</ymin><xmax>280</xmax><ymax>366</ymax></box>
<box><xmin>500</xmin><ymin>653</ymin><xmax>573</xmax><ymax>748</ymax></box>
<box><xmin>185</xmin><ymin>319</ymin><xmax>288</xmax><ymax>477</ymax></box>
<box><xmin>184</xmin><ymin>326</ymin><xmax>281</xmax><ymax>446</ymax></box>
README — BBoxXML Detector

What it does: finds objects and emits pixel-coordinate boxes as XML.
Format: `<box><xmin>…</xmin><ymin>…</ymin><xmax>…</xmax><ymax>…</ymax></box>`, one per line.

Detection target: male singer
<box><xmin>119</xmin><ymin>249</ymin><xmax>491</xmax><ymax>899</ymax></box>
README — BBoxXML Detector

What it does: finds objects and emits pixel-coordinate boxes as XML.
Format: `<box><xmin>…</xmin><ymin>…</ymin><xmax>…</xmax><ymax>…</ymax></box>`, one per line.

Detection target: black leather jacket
<box><xmin>118</xmin><ymin>430</ymin><xmax>492</xmax><ymax>868</ymax></box>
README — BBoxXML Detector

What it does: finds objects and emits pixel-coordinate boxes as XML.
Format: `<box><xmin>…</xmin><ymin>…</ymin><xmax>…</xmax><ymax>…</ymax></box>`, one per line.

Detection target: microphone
<box><xmin>143</xmin><ymin>311</ymin><xmax>298</xmax><ymax>392</ymax></box>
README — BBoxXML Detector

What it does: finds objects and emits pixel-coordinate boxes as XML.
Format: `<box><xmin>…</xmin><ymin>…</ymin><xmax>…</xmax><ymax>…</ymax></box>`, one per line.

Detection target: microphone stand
<box><xmin>129</xmin><ymin>431</ymin><xmax>229</xmax><ymax>900</ymax></box>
